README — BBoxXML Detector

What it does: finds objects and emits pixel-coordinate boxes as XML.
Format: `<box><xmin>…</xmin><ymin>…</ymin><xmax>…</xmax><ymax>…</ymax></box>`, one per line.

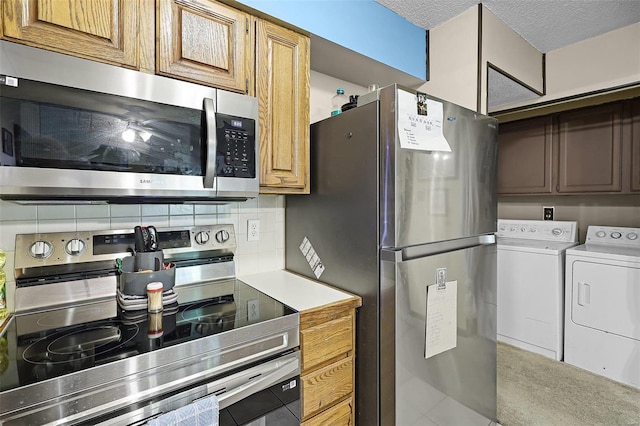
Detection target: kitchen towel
<box><xmin>147</xmin><ymin>394</ymin><xmax>219</xmax><ymax>426</ymax></box>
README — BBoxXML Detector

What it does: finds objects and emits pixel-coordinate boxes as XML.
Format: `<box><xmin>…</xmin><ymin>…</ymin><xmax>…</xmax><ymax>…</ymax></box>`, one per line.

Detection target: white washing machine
<box><xmin>497</xmin><ymin>219</ymin><xmax>579</xmax><ymax>360</ymax></box>
<box><xmin>564</xmin><ymin>225</ymin><xmax>640</xmax><ymax>389</ymax></box>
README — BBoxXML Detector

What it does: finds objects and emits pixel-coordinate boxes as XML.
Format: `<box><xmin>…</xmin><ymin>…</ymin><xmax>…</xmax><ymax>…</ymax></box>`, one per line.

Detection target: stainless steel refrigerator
<box><xmin>285</xmin><ymin>84</ymin><xmax>498</xmax><ymax>425</ymax></box>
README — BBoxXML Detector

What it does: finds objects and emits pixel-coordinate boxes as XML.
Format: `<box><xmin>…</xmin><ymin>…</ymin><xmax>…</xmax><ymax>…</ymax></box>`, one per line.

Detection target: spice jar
<box><xmin>146</xmin><ymin>281</ymin><xmax>163</xmax><ymax>313</ymax></box>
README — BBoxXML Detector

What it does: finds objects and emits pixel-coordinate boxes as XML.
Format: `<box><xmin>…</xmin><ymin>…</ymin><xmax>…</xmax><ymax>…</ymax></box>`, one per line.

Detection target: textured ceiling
<box><xmin>375</xmin><ymin>0</ymin><xmax>640</xmax><ymax>53</ymax></box>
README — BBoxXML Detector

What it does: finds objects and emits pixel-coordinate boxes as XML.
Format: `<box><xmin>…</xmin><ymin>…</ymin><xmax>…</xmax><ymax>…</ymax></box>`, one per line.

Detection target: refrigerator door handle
<box><xmin>381</xmin><ymin>234</ymin><xmax>496</xmax><ymax>263</ymax></box>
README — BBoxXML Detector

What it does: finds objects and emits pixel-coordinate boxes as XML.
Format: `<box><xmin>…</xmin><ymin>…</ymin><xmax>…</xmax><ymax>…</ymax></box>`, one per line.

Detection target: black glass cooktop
<box><xmin>0</xmin><ymin>279</ymin><xmax>295</xmax><ymax>393</ymax></box>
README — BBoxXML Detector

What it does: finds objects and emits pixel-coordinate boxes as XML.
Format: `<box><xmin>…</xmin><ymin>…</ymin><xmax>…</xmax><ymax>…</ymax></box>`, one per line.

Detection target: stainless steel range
<box><xmin>0</xmin><ymin>225</ymin><xmax>300</xmax><ymax>425</ymax></box>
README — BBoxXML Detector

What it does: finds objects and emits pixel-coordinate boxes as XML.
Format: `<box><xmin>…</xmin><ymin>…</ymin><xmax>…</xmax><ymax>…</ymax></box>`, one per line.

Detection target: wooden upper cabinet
<box><xmin>2</xmin><ymin>0</ymin><xmax>139</xmax><ymax>68</ymax></box>
<box><xmin>157</xmin><ymin>0</ymin><xmax>253</xmax><ymax>94</ymax></box>
<box><xmin>497</xmin><ymin>116</ymin><xmax>553</xmax><ymax>194</ymax></box>
<box><xmin>631</xmin><ymin>98</ymin><xmax>640</xmax><ymax>192</ymax></box>
<box><xmin>556</xmin><ymin>103</ymin><xmax>623</xmax><ymax>193</ymax></box>
<box><xmin>256</xmin><ymin>19</ymin><xmax>310</xmax><ymax>193</ymax></box>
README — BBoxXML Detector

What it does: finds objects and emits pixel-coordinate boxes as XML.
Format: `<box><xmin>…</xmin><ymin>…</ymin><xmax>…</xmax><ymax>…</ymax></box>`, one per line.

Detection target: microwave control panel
<box><xmin>216</xmin><ymin>113</ymin><xmax>256</xmax><ymax>179</ymax></box>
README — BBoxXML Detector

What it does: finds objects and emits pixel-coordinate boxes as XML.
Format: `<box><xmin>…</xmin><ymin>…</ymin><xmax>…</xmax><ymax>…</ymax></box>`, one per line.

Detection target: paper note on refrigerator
<box><xmin>397</xmin><ymin>89</ymin><xmax>451</xmax><ymax>152</ymax></box>
<box><xmin>425</xmin><ymin>280</ymin><xmax>457</xmax><ymax>359</ymax></box>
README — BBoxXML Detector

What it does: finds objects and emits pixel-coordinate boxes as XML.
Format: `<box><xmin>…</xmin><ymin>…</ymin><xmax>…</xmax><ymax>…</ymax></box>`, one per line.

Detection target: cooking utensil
<box><xmin>134</xmin><ymin>226</ymin><xmax>145</xmax><ymax>253</ymax></box>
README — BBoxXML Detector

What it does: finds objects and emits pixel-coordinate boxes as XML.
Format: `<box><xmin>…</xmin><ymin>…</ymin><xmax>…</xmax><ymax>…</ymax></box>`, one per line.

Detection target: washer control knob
<box><xmin>551</xmin><ymin>228</ymin><xmax>563</xmax><ymax>237</ymax></box>
<box><xmin>521</xmin><ymin>227</ymin><xmax>526</xmax><ymax>232</ymax></box>
<box><xmin>215</xmin><ymin>230</ymin><xmax>230</xmax><ymax>243</ymax></box>
<box><xmin>194</xmin><ymin>231</ymin><xmax>210</xmax><ymax>245</ymax></box>
<box><xmin>65</xmin><ymin>238</ymin><xmax>86</xmax><ymax>256</ymax></box>
<box><xmin>595</xmin><ymin>231</ymin><xmax>606</xmax><ymax>238</ymax></box>
<box><xmin>627</xmin><ymin>232</ymin><xmax>638</xmax><ymax>240</ymax></box>
<box><xmin>29</xmin><ymin>241</ymin><xmax>53</xmax><ymax>259</ymax></box>
<box><xmin>611</xmin><ymin>232</ymin><xmax>622</xmax><ymax>239</ymax></box>
<box><xmin>499</xmin><ymin>225</ymin><xmax>506</xmax><ymax>231</ymax></box>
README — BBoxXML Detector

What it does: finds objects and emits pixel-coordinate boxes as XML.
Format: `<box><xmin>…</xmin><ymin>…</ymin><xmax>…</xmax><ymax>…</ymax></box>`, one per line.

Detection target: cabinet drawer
<box><xmin>300</xmin><ymin>313</ymin><xmax>353</xmax><ymax>371</ymax></box>
<box><xmin>301</xmin><ymin>356</ymin><xmax>353</xmax><ymax>420</ymax></box>
<box><xmin>301</xmin><ymin>395</ymin><xmax>353</xmax><ymax>426</ymax></box>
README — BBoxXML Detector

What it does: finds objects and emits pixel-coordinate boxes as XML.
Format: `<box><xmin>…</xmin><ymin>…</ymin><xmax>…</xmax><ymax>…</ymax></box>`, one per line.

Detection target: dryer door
<box><xmin>569</xmin><ymin>260</ymin><xmax>640</xmax><ymax>340</ymax></box>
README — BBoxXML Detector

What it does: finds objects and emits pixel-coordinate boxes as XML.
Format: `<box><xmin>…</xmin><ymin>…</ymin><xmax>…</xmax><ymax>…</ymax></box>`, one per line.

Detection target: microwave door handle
<box><xmin>203</xmin><ymin>97</ymin><xmax>217</xmax><ymax>189</ymax></box>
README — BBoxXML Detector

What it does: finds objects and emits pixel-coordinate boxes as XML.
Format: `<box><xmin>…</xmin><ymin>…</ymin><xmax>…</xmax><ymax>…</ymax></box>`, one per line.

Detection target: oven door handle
<box><xmin>210</xmin><ymin>353</ymin><xmax>300</xmax><ymax>410</ymax></box>
<box><xmin>203</xmin><ymin>97</ymin><xmax>217</xmax><ymax>189</ymax></box>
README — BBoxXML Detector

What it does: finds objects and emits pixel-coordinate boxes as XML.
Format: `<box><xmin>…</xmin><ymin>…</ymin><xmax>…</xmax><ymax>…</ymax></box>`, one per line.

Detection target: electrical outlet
<box><xmin>247</xmin><ymin>299</ymin><xmax>259</xmax><ymax>322</ymax></box>
<box><xmin>247</xmin><ymin>219</ymin><xmax>259</xmax><ymax>241</ymax></box>
<box><xmin>543</xmin><ymin>206</ymin><xmax>555</xmax><ymax>221</ymax></box>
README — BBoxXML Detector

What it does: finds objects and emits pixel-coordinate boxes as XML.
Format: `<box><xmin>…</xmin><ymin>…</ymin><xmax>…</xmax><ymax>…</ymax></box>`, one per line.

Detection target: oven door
<box><xmin>0</xmin><ymin>40</ymin><xmax>258</xmax><ymax>203</ymax></box>
<box><xmin>91</xmin><ymin>351</ymin><xmax>300</xmax><ymax>426</ymax></box>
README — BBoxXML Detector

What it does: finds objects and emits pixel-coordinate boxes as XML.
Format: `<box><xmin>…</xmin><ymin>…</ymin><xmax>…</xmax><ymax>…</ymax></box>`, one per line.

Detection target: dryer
<box><xmin>497</xmin><ymin>219</ymin><xmax>578</xmax><ymax>360</ymax></box>
<box><xmin>564</xmin><ymin>226</ymin><xmax>640</xmax><ymax>389</ymax></box>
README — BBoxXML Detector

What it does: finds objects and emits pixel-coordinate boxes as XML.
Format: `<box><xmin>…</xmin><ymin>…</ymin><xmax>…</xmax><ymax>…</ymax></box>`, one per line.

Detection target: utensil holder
<box><xmin>118</xmin><ymin>253</ymin><xmax>175</xmax><ymax>296</ymax></box>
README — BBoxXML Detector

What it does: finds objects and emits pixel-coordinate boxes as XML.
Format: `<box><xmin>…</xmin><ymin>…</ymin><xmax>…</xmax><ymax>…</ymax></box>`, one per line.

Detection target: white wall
<box><xmin>419</xmin><ymin>6</ymin><xmax>479</xmax><ymax>110</ymax></box>
<box><xmin>481</xmin><ymin>6</ymin><xmax>544</xmax><ymax>114</ymax></box>
<box><xmin>310</xmin><ymin>70</ymin><xmax>367</xmax><ymax>123</ymax></box>
<box><xmin>496</xmin><ymin>22</ymin><xmax>640</xmax><ymax>110</ymax></box>
<box><xmin>0</xmin><ymin>196</ymin><xmax>285</xmax><ymax>313</ymax></box>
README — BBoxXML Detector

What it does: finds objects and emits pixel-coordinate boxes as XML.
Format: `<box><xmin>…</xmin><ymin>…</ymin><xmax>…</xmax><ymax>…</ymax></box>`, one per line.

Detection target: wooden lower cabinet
<box><xmin>301</xmin><ymin>397</ymin><xmax>354</xmax><ymax>426</ymax></box>
<box><xmin>299</xmin><ymin>297</ymin><xmax>361</xmax><ymax>425</ymax></box>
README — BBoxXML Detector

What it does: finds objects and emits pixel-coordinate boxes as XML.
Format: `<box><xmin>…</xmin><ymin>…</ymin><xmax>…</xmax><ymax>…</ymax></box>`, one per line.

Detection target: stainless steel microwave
<box><xmin>0</xmin><ymin>41</ymin><xmax>259</xmax><ymax>204</ymax></box>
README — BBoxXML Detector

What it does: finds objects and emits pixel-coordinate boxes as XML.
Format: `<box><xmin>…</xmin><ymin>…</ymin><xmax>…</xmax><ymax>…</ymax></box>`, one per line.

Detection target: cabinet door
<box><xmin>556</xmin><ymin>103</ymin><xmax>623</xmax><ymax>193</ymax></box>
<box><xmin>157</xmin><ymin>0</ymin><xmax>253</xmax><ymax>94</ymax></box>
<box><xmin>497</xmin><ymin>116</ymin><xmax>553</xmax><ymax>194</ymax></box>
<box><xmin>632</xmin><ymin>98</ymin><xmax>640</xmax><ymax>192</ymax></box>
<box><xmin>256</xmin><ymin>20</ymin><xmax>310</xmax><ymax>193</ymax></box>
<box><xmin>2</xmin><ymin>0</ymin><xmax>138</xmax><ymax>67</ymax></box>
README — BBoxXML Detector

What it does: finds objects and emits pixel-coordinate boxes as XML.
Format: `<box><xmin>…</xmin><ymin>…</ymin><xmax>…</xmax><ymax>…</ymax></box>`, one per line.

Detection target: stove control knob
<box><xmin>29</xmin><ymin>240</ymin><xmax>53</xmax><ymax>259</ymax></box>
<box><xmin>595</xmin><ymin>231</ymin><xmax>606</xmax><ymax>238</ymax></box>
<box><xmin>194</xmin><ymin>231</ymin><xmax>210</xmax><ymax>245</ymax></box>
<box><xmin>626</xmin><ymin>232</ymin><xmax>638</xmax><ymax>240</ymax></box>
<box><xmin>611</xmin><ymin>232</ymin><xmax>622</xmax><ymax>239</ymax></box>
<box><xmin>499</xmin><ymin>225</ymin><xmax>506</xmax><ymax>231</ymax></box>
<box><xmin>520</xmin><ymin>227</ymin><xmax>526</xmax><ymax>232</ymax></box>
<box><xmin>65</xmin><ymin>238</ymin><xmax>86</xmax><ymax>256</ymax></box>
<box><xmin>215</xmin><ymin>230</ymin><xmax>230</xmax><ymax>243</ymax></box>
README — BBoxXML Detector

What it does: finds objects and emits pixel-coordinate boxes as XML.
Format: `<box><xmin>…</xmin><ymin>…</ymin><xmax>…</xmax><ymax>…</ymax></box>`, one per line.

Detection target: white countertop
<box><xmin>238</xmin><ymin>270</ymin><xmax>356</xmax><ymax>312</ymax></box>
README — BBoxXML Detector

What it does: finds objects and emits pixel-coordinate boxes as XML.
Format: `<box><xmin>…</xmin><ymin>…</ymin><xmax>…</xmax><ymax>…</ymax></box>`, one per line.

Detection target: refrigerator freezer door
<box><xmin>379</xmin><ymin>85</ymin><xmax>498</xmax><ymax>248</ymax></box>
<box><xmin>381</xmin><ymin>238</ymin><xmax>497</xmax><ymax>424</ymax></box>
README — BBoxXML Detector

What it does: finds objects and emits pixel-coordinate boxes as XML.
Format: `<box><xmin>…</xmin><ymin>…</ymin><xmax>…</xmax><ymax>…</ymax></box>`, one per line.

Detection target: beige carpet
<box><xmin>497</xmin><ymin>342</ymin><xmax>640</xmax><ymax>426</ymax></box>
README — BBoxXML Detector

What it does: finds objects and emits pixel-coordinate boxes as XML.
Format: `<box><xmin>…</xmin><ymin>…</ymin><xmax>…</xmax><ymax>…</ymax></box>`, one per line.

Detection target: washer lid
<box><xmin>498</xmin><ymin>237</ymin><xmax>579</xmax><ymax>255</ymax></box>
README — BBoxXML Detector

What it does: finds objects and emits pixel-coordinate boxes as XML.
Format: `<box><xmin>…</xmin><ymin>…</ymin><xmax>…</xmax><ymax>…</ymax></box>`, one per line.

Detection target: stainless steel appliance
<box><xmin>0</xmin><ymin>225</ymin><xmax>300</xmax><ymax>425</ymax></box>
<box><xmin>0</xmin><ymin>40</ymin><xmax>259</xmax><ymax>204</ymax></box>
<box><xmin>286</xmin><ymin>84</ymin><xmax>498</xmax><ymax>425</ymax></box>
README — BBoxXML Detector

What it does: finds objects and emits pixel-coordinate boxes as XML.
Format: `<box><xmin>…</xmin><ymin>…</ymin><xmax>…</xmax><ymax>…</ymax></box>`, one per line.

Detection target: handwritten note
<box><xmin>425</xmin><ymin>280</ymin><xmax>457</xmax><ymax>359</ymax></box>
<box><xmin>398</xmin><ymin>89</ymin><xmax>451</xmax><ymax>152</ymax></box>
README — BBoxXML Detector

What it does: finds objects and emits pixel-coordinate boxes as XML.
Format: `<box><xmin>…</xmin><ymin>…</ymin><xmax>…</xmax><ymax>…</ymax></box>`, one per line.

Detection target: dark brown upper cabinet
<box><xmin>498</xmin><ymin>98</ymin><xmax>637</xmax><ymax>196</ymax></box>
<box><xmin>556</xmin><ymin>103</ymin><xmax>623</xmax><ymax>193</ymax></box>
<box><xmin>498</xmin><ymin>116</ymin><xmax>553</xmax><ymax>194</ymax></box>
<box><xmin>631</xmin><ymin>98</ymin><xmax>640</xmax><ymax>192</ymax></box>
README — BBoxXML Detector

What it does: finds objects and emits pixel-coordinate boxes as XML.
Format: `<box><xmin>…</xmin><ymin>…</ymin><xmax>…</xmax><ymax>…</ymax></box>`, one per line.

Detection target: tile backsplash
<box><xmin>0</xmin><ymin>195</ymin><xmax>285</xmax><ymax>312</ymax></box>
